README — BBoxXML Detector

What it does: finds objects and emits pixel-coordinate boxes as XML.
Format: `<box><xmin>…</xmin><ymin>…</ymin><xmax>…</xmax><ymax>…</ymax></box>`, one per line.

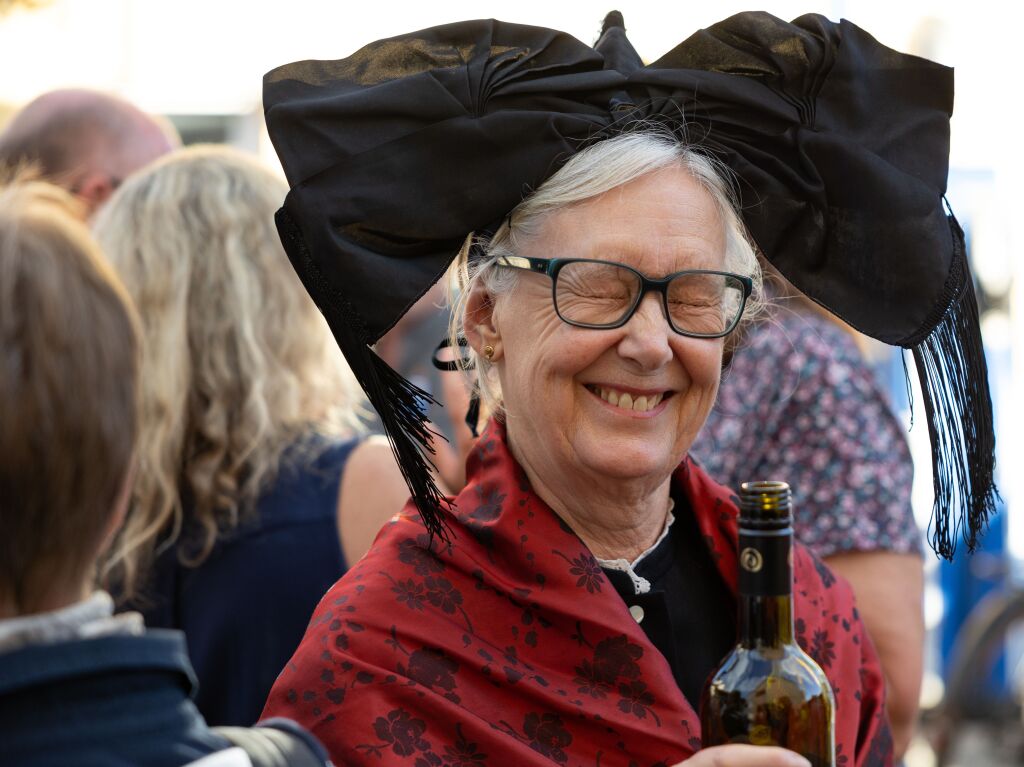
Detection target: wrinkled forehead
<box><xmin>521</xmin><ymin>170</ymin><xmax>728</xmax><ymax>275</ymax></box>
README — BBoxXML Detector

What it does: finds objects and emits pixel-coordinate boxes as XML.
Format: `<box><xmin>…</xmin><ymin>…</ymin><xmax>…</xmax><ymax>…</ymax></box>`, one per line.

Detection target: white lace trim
<box><xmin>596</xmin><ymin>503</ymin><xmax>676</xmax><ymax>596</ymax></box>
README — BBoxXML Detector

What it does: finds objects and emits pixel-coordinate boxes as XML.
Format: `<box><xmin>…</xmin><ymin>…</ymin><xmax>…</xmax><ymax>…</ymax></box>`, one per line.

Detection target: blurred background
<box><xmin>1</xmin><ymin>1</ymin><xmax>1020</xmax><ymax>764</ymax></box>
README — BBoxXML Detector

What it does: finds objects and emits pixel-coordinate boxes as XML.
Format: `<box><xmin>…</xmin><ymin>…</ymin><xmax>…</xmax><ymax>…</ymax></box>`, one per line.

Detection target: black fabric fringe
<box><xmin>275</xmin><ymin>209</ymin><xmax>452</xmax><ymax>541</ymax></box>
<box><xmin>908</xmin><ymin>215</ymin><xmax>999</xmax><ymax>560</ymax></box>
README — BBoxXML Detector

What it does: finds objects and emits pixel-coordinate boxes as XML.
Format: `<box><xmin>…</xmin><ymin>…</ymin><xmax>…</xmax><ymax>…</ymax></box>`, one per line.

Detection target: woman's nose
<box><xmin>616</xmin><ymin>293</ymin><xmax>673</xmax><ymax>370</ymax></box>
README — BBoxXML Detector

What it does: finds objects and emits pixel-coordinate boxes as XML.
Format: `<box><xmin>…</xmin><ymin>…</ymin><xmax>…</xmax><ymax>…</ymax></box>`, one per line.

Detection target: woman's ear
<box><xmin>464</xmin><ymin>280</ymin><xmax>503</xmax><ymax>361</ymax></box>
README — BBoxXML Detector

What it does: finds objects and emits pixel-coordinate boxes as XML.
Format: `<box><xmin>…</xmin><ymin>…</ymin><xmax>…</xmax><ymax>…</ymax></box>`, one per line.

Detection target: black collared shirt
<box><xmin>601</xmin><ymin>495</ymin><xmax>737</xmax><ymax>710</ymax></box>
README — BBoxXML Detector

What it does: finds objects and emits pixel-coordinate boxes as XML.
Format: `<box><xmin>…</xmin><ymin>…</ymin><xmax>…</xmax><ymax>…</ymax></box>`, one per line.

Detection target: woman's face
<box><xmin>479</xmin><ymin>166</ymin><xmax>727</xmax><ymax>485</ymax></box>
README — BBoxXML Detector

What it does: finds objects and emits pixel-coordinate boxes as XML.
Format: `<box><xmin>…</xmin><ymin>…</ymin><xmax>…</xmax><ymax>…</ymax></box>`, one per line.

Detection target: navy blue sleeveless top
<box><xmin>138</xmin><ymin>436</ymin><xmax>359</xmax><ymax>726</ymax></box>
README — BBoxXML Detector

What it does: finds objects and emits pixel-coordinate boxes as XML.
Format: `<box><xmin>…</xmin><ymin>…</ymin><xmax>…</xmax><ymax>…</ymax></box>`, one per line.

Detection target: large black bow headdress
<box><xmin>264</xmin><ymin>11</ymin><xmax>997</xmax><ymax>559</ymax></box>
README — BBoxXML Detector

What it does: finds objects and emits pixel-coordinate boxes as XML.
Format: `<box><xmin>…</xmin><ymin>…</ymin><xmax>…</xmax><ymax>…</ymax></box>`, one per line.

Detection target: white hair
<box><xmin>447</xmin><ymin>130</ymin><xmax>765</xmax><ymax>414</ymax></box>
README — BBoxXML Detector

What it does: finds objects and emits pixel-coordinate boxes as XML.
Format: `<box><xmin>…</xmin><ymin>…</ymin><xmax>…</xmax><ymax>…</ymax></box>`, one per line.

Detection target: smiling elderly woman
<box><xmin>259</xmin><ymin>12</ymin><xmax>992</xmax><ymax>767</ymax></box>
<box><xmin>262</xmin><ymin>132</ymin><xmax>889</xmax><ymax>767</ymax></box>
<box><xmin>458</xmin><ymin>136</ymin><xmax>755</xmax><ymax>566</ymax></box>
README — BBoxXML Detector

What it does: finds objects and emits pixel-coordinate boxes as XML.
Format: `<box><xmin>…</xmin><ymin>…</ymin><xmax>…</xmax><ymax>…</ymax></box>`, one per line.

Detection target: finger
<box><xmin>434</xmin><ymin>370</ymin><xmax>476</xmax><ymax>491</ymax></box>
<box><xmin>672</xmin><ymin>745</ymin><xmax>811</xmax><ymax>767</ymax></box>
<box><xmin>440</xmin><ymin>370</ymin><xmax>475</xmax><ymax>448</ymax></box>
<box><xmin>431</xmin><ymin>430</ymin><xmax>461</xmax><ymax>495</ymax></box>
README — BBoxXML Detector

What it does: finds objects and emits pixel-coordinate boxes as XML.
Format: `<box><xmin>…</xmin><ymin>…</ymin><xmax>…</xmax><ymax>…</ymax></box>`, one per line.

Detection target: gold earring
<box><xmin>483</xmin><ymin>344</ymin><xmax>495</xmax><ymax>360</ymax></box>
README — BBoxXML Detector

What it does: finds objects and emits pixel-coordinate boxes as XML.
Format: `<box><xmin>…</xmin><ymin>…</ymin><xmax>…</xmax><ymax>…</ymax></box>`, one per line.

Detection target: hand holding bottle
<box><xmin>673</xmin><ymin>744</ymin><xmax>812</xmax><ymax>767</ymax></box>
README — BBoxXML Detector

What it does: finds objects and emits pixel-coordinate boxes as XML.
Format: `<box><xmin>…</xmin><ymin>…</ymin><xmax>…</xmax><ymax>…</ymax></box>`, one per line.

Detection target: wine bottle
<box><xmin>700</xmin><ymin>481</ymin><xmax>836</xmax><ymax>767</ymax></box>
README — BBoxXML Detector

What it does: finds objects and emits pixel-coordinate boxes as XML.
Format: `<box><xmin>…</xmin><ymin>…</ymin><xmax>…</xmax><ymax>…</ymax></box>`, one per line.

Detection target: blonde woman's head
<box><xmin>93</xmin><ymin>145</ymin><xmax>362</xmax><ymax>596</ymax></box>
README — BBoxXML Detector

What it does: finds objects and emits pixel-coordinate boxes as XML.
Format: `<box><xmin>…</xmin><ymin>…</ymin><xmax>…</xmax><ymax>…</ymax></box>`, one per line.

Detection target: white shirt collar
<box><xmin>596</xmin><ymin>502</ymin><xmax>676</xmax><ymax>596</ymax></box>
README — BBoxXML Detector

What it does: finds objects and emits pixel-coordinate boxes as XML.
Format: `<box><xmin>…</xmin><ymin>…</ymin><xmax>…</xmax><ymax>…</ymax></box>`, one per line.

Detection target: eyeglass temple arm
<box><xmin>495</xmin><ymin>255</ymin><xmax>552</xmax><ymax>274</ymax></box>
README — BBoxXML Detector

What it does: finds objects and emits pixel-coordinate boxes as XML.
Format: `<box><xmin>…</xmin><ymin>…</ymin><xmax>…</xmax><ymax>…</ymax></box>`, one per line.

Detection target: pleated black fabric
<box><xmin>263</xmin><ymin>11</ymin><xmax>997</xmax><ymax>558</ymax></box>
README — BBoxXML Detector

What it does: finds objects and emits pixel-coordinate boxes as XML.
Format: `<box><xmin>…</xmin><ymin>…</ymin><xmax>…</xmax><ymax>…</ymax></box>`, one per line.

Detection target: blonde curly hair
<box><xmin>94</xmin><ymin>145</ymin><xmax>363</xmax><ymax>598</ymax></box>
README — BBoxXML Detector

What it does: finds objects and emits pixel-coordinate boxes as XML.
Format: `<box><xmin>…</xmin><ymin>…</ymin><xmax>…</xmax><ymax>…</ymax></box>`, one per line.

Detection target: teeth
<box><xmin>592</xmin><ymin>386</ymin><xmax>665</xmax><ymax>413</ymax></box>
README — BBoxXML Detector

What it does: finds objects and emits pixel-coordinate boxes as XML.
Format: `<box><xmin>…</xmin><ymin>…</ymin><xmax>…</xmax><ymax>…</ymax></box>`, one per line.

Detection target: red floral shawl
<box><xmin>263</xmin><ymin>420</ymin><xmax>892</xmax><ymax>767</ymax></box>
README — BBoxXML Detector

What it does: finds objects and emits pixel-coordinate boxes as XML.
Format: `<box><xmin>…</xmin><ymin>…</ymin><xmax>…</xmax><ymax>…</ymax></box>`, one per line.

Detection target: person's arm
<box><xmin>337</xmin><ymin>364</ymin><xmax>479</xmax><ymax>566</ymax></box>
<box><xmin>823</xmin><ymin>550</ymin><xmax>924</xmax><ymax>761</ymax></box>
<box><xmin>337</xmin><ymin>436</ymin><xmax>412</xmax><ymax>566</ymax></box>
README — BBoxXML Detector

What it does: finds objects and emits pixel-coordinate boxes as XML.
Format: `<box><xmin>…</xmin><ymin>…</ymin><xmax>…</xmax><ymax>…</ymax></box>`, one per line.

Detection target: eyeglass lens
<box><xmin>554</xmin><ymin>261</ymin><xmax>744</xmax><ymax>336</ymax></box>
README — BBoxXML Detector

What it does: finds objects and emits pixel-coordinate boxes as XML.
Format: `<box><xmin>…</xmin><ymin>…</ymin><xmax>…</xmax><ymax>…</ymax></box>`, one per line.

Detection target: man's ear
<box><xmin>464</xmin><ymin>280</ymin><xmax>503</xmax><ymax>361</ymax></box>
<box><xmin>74</xmin><ymin>171</ymin><xmax>117</xmax><ymax>217</ymax></box>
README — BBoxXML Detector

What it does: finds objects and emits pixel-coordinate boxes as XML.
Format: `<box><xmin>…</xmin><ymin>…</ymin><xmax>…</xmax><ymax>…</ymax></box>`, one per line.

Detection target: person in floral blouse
<box><xmin>693</xmin><ymin>287</ymin><xmax>924</xmax><ymax>758</ymax></box>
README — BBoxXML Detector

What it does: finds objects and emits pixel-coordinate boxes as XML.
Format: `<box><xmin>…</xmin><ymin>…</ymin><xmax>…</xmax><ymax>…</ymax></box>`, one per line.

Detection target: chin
<box><xmin>574</xmin><ymin>437</ymin><xmax>681</xmax><ymax>482</ymax></box>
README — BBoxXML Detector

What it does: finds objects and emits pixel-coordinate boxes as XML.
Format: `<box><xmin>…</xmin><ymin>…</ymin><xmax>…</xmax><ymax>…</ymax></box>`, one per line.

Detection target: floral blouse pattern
<box><xmin>692</xmin><ymin>306</ymin><xmax>920</xmax><ymax>558</ymax></box>
<box><xmin>263</xmin><ymin>419</ymin><xmax>892</xmax><ymax>767</ymax></box>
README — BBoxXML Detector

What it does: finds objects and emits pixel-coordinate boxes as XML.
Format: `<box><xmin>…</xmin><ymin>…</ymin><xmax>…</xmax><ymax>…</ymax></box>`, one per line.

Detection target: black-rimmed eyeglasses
<box><xmin>496</xmin><ymin>256</ymin><xmax>752</xmax><ymax>339</ymax></box>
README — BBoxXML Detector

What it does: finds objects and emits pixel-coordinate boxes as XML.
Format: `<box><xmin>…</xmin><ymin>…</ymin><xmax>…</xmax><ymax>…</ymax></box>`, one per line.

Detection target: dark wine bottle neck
<box><xmin>737</xmin><ymin>525</ymin><xmax>795</xmax><ymax>648</ymax></box>
<box><xmin>739</xmin><ymin>594</ymin><xmax>795</xmax><ymax>647</ymax></box>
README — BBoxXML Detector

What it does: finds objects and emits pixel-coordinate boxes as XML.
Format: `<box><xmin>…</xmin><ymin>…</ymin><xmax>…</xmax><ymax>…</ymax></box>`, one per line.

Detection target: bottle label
<box><xmin>738</xmin><ymin>528</ymin><xmax>791</xmax><ymax>596</ymax></box>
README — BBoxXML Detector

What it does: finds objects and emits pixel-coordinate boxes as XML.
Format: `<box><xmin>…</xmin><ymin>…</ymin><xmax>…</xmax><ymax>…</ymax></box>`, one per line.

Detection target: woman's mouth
<box><xmin>584</xmin><ymin>384</ymin><xmax>671</xmax><ymax>413</ymax></box>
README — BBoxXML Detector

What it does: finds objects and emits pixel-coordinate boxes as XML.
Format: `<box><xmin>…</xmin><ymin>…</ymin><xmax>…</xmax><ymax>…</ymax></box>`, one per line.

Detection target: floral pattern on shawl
<box><xmin>263</xmin><ymin>419</ymin><xmax>891</xmax><ymax>767</ymax></box>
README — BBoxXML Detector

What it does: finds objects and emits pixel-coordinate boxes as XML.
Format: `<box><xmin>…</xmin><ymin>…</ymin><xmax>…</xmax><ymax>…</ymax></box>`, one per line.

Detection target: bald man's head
<box><xmin>0</xmin><ymin>89</ymin><xmax>179</xmax><ymax>214</ymax></box>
